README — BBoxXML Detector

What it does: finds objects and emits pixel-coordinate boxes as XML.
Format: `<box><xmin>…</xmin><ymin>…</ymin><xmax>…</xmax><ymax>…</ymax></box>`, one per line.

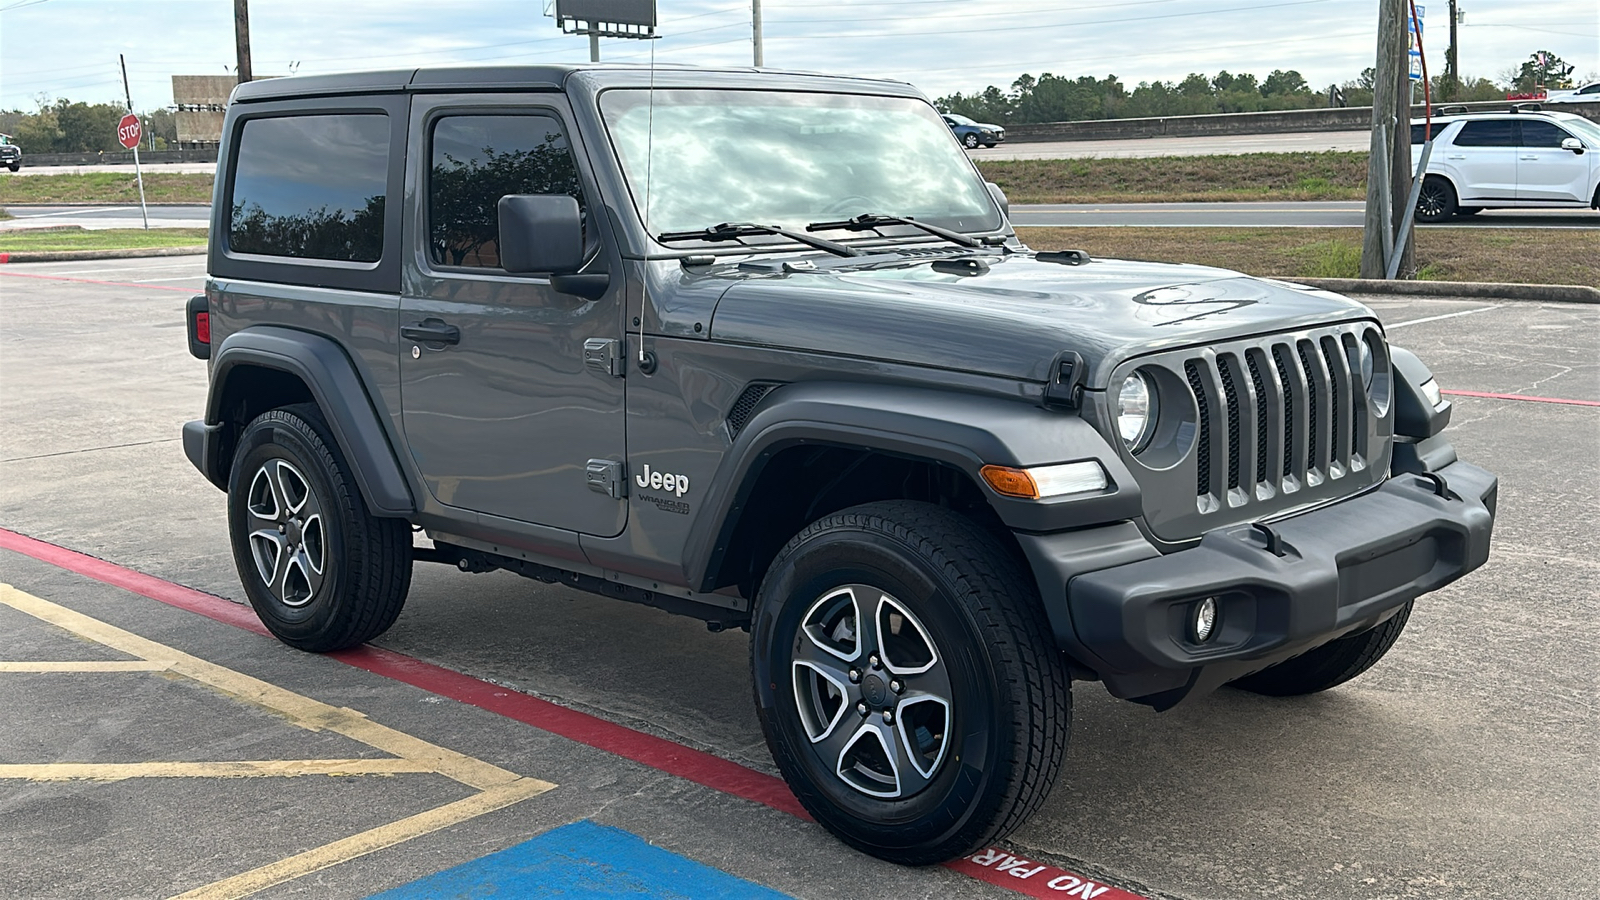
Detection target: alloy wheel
<box><xmin>245</xmin><ymin>458</ymin><xmax>327</xmax><ymax>608</ymax></box>
<box><xmin>791</xmin><ymin>584</ymin><xmax>953</xmax><ymax>799</ymax></box>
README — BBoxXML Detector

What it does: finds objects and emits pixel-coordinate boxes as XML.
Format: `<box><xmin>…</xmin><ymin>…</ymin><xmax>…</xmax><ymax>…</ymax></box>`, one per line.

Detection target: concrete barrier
<box><xmin>1007</xmin><ymin>100</ymin><xmax>1600</xmax><ymax>144</ymax></box>
<box><xmin>18</xmin><ymin>148</ymin><xmax>220</xmax><ymax>167</ymax></box>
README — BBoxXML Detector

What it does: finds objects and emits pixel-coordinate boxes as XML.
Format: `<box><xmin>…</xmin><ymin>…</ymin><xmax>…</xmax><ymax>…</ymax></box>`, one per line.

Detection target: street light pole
<box><xmin>752</xmin><ymin>0</ymin><xmax>764</xmax><ymax>67</ymax></box>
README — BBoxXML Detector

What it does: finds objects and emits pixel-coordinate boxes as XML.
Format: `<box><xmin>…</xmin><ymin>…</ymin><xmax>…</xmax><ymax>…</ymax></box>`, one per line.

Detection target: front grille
<box><xmin>1182</xmin><ymin>326</ymin><xmax>1374</xmax><ymax>510</ymax></box>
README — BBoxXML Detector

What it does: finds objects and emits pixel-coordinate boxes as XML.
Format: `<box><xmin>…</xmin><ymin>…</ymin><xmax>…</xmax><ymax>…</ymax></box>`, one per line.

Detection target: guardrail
<box><xmin>1006</xmin><ymin>100</ymin><xmax>1600</xmax><ymax>144</ymax></box>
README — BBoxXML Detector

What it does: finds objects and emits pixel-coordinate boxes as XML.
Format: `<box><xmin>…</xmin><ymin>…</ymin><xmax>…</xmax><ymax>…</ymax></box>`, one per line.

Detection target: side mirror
<box><xmin>497</xmin><ymin>194</ymin><xmax>583</xmax><ymax>275</ymax></box>
<box><xmin>1560</xmin><ymin>137</ymin><xmax>1584</xmax><ymax>154</ymax></box>
<box><xmin>986</xmin><ymin>181</ymin><xmax>1009</xmax><ymax>217</ymax></box>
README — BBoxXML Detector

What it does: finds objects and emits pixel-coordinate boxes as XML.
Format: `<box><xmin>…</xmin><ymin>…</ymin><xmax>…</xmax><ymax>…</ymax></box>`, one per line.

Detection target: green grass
<box><xmin>977</xmin><ymin>151</ymin><xmax>1369</xmax><ymax>204</ymax></box>
<box><xmin>0</xmin><ymin>172</ymin><xmax>214</xmax><ymax>205</ymax></box>
<box><xmin>0</xmin><ymin>227</ymin><xmax>208</xmax><ymax>252</ymax></box>
<box><xmin>1017</xmin><ymin>226</ymin><xmax>1600</xmax><ymax>286</ymax></box>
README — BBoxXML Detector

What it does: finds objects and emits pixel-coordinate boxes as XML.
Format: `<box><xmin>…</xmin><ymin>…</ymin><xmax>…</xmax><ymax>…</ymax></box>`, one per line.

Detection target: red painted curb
<box><xmin>0</xmin><ymin>526</ymin><xmax>1151</xmax><ymax>900</ymax></box>
<box><xmin>1442</xmin><ymin>389</ymin><xmax>1600</xmax><ymax>408</ymax></box>
<box><xmin>0</xmin><ymin>270</ymin><xmax>194</xmax><ymax>292</ymax></box>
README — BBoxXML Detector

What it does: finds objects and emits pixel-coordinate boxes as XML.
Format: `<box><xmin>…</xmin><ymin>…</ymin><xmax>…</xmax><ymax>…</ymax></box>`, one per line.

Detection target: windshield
<box><xmin>945</xmin><ymin>113</ymin><xmax>976</xmax><ymax>125</ymax></box>
<box><xmin>600</xmin><ymin>89</ymin><xmax>1001</xmax><ymax>239</ymax></box>
<box><xmin>1563</xmin><ymin>117</ymin><xmax>1600</xmax><ymax>146</ymax></box>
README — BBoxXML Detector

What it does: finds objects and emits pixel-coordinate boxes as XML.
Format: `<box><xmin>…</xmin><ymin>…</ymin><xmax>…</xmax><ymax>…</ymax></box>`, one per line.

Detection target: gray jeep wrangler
<box><xmin>183</xmin><ymin>65</ymin><xmax>1496</xmax><ymax>865</ymax></box>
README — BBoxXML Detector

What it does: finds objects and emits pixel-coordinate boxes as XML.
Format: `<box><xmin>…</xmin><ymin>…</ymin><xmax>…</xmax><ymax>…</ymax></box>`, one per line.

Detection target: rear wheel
<box><xmin>227</xmin><ymin>404</ymin><xmax>412</xmax><ymax>651</ymax></box>
<box><xmin>1231</xmin><ymin>602</ymin><xmax>1412</xmax><ymax>696</ymax></box>
<box><xmin>1415</xmin><ymin>176</ymin><xmax>1458</xmax><ymax>223</ymax></box>
<box><xmin>752</xmin><ymin>501</ymin><xmax>1069</xmax><ymax>865</ymax></box>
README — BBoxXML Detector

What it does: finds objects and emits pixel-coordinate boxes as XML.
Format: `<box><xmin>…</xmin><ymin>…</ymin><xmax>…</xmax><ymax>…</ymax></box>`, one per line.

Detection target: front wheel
<box><xmin>963</xmin><ymin>132</ymin><xmax>981</xmax><ymax>149</ymax></box>
<box><xmin>1415</xmin><ymin>176</ymin><xmax>1458</xmax><ymax>223</ymax></box>
<box><xmin>752</xmin><ymin>501</ymin><xmax>1070</xmax><ymax>865</ymax></box>
<box><xmin>227</xmin><ymin>404</ymin><xmax>412</xmax><ymax>651</ymax></box>
<box><xmin>1231</xmin><ymin>602</ymin><xmax>1413</xmax><ymax>696</ymax></box>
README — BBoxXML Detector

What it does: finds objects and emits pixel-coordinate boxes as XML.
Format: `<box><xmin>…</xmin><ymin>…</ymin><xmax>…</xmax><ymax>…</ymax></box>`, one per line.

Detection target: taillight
<box><xmin>186</xmin><ymin>294</ymin><xmax>210</xmax><ymax>360</ymax></box>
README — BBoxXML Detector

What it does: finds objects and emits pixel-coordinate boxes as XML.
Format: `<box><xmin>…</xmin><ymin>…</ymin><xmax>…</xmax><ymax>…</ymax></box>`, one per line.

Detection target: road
<box><xmin>5</xmin><ymin>202</ymin><xmax>1596</xmax><ymax>232</ymax></box>
<box><xmin>969</xmin><ymin>130</ymin><xmax>1372</xmax><ymax>160</ymax></box>
<box><xmin>0</xmin><ymin>204</ymin><xmax>209</xmax><ymax>230</ymax></box>
<box><xmin>3</xmin><ymin>162</ymin><xmax>216</xmax><ymax>176</ymax></box>
<box><xmin>1010</xmin><ymin>201</ymin><xmax>1600</xmax><ymax>229</ymax></box>
<box><xmin>2</xmin><ymin>255</ymin><xmax>1596</xmax><ymax>899</ymax></box>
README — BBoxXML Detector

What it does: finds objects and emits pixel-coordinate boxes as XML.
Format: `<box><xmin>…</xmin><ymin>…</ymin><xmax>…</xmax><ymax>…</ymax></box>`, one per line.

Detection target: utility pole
<box><xmin>118</xmin><ymin>54</ymin><xmax>150</xmax><ymax>231</ymax></box>
<box><xmin>589</xmin><ymin>32</ymin><xmax>600</xmax><ymax>62</ymax></box>
<box><xmin>1361</xmin><ymin>0</ymin><xmax>1404</xmax><ymax>278</ymax></box>
<box><xmin>234</xmin><ymin>0</ymin><xmax>253</xmax><ymax>83</ymax></box>
<box><xmin>752</xmin><ymin>0</ymin><xmax>764</xmax><ymax>67</ymax></box>
<box><xmin>1445</xmin><ymin>0</ymin><xmax>1459</xmax><ymax>100</ymax></box>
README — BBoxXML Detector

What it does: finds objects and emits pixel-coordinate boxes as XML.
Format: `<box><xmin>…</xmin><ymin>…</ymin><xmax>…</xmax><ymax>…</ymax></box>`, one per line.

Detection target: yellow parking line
<box><xmin>0</xmin><ymin>583</ymin><xmax>560</xmax><ymax>899</ymax></box>
<box><xmin>0</xmin><ymin>758</ymin><xmax>437</xmax><ymax>782</ymax></box>
<box><xmin>0</xmin><ymin>584</ymin><xmax>537</xmax><ymax>792</ymax></box>
<box><xmin>170</xmin><ymin>777</ymin><xmax>552</xmax><ymax>900</ymax></box>
<box><xmin>0</xmin><ymin>660</ymin><xmax>167</xmax><ymax>672</ymax></box>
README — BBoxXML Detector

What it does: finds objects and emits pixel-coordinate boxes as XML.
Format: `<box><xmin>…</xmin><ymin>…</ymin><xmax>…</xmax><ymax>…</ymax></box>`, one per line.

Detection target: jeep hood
<box><xmin>706</xmin><ymin>253</ymin><xmax>1376</xmax><ymax>388</ymax></box>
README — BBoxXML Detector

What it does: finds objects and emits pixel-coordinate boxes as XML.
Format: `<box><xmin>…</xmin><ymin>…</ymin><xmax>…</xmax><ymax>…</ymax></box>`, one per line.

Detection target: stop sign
<box><xmin>117</xmin><ymin>113</ymin><xmax>142</xmax><ymax>149</ymax></box>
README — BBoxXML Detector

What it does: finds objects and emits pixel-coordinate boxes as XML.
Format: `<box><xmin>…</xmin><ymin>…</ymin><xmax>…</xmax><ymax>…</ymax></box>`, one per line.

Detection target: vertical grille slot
<box><xmin>1321</xmin><ymin>335</ymin><xmax>1354</xmax><ymax>471</ymax></box>
<box><xmin>1184</xmin><ymin>360</ymin><xmax>1211</xmax><ymax>497</ymax></box>
<box><xmin>1217</xmin><ymin>355</ymin><xmax>1243</xmax><ymax>491</ymax></box>
<box><xmin>1272</xmin><ymin>344</ymin><xmax>1299</xmax><ymax>478</ymax></box>
<box><xmin>1246</xmin><ymin>350</ymin><xmax>1270</xmax><ymax>485</ymax></box>
<box><xmin>1297</xmin><ymin>339</ymin><xmax>1328</xmax><ymax>474</ymax></box>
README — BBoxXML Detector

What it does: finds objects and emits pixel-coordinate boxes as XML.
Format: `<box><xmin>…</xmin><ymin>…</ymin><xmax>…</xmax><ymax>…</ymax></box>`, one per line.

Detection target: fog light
<box><xmin>1192</xmin><ymin>597</ymin><xmax>1218</xmax><ymax>643</ymax></box>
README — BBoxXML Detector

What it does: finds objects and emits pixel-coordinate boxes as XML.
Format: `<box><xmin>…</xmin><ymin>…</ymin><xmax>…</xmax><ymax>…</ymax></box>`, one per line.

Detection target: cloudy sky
<box><xmin>1</xmin><ymin>0</ymin><xmax>1595</xmax><ymax>112</ymax></box>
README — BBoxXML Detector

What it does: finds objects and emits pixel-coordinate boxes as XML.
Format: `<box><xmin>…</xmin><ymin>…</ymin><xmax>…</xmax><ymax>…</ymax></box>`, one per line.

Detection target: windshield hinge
<box><xmin>584</xmin><ymin>338</ymin><xmax>626</xmax><ymax>377</ymax></box>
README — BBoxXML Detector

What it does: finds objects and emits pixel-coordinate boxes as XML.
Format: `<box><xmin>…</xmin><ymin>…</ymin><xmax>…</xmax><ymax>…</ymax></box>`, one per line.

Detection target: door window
<box><xmin>1451</xmin><ymin>120</ymin><xmax>1517</xmax><ymax>147</ymax></box>
<box><xmin>428</xmin><ymin>115</ymin><xmax>586</xmax><ymax>269</ymax></box>
<box><xmin>1518</xmin><ymin>121</ymin><xmax>1573</xmax><ymax>148</ymax></box>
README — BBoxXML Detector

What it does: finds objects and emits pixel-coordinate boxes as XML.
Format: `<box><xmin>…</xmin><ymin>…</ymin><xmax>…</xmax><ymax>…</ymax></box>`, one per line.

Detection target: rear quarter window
<box><xmin>228</xmin><ymin>114</ymin><xmax>389</xmax><ymax>263</ymax></box>
<box><xmin>1451</xmin><ymin>120</ymin><xmax>1517</xmax><ymax>147</ymax></box>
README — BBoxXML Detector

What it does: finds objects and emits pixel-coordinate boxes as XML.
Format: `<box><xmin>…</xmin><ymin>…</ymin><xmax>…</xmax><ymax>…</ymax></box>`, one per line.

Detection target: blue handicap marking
<box><xmin>370</xmin><ymin>820</ymin><xmax>795</xmax><ymax>899</ymax></box>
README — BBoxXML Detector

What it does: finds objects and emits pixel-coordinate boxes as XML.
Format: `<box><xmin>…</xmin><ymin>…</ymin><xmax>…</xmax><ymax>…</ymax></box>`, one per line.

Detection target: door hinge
<box><xmin>586</xmin><ymin>459</ymin><xmax>627</xmax><ymax>499</ymax></box>
<box><xmin>584</xmin><ymin>338</ymin><xmax>626</xmax><ymax>377</ymax></box>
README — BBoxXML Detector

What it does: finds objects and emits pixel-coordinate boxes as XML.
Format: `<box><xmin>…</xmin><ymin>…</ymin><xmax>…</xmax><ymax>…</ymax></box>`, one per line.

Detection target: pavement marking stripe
<box><xmin>1385</xmin><ymin>305</ymin><xmax>1503</xmax><ymax>328</ymax></box>
<box><xmin>0</xmin><ymin>759</ymin><xmax>436</xmax><ymax>782</ymax></box>
<box><xmin>0</xmin><ymin>528</ymin><xmax>1155</xmax><ymax>900</ymax></box>
<box><xmin>169</xmin><ymin>776</ymin><xmax>554</xmax><ymax>900</ymax></box>
<box><xmin>1442</xmin><ymin>389</ymin><xmax>1600</xmax><ymax>408</ymax></box>
<box><xmin>0</xmin><ymin>660</ymin><xmax>166</xmax><ymax>672</ymax></box>
<box><xmin>371</xmin><ymin>819</ymin><xmax>794</xmax><ymax>900</ymax></box>
<box><xmin>0</xmin><ymin>582</ymin><xmax>535</xmax><ymax>793</ymax></box>
<box><xmin>0</xmin><ymin>270</ymin><xmax>196</xmax><ymax>292</ymax></box>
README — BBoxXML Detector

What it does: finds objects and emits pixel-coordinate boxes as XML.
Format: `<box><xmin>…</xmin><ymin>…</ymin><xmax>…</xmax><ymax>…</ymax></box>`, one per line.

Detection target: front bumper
<box><xmin>1022</xmin><ymin>460</ymin><xmax>1496</xmax><ymax>709</ymax></box>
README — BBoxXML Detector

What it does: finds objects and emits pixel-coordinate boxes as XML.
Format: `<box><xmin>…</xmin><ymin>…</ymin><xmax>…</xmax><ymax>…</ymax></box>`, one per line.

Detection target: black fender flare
<box><xmin>682</xmin><ymin>381</ymin><xmax>1142</xmax><ymax>591</ymax></box>
<box><xmin>204</xmin><ymin>326</ymin><xmax>415</xmax><ymax>517</ymax></box>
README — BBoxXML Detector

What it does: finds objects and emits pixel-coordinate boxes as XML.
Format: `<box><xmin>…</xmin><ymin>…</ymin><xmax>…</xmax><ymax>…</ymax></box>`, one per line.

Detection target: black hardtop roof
<box><xmin>230</xmin><ymin>64</ymin><xmax>915</xmax><ymax>103</ymax></box>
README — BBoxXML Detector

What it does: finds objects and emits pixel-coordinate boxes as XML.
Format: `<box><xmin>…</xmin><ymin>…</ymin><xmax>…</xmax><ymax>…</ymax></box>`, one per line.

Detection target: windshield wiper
<box><xmin>805</xmin><ymin>213</ymin><xmax>987</xmax><ymax>249</ymax></box>
<box><xmin>657</xmin><ymin>222</ymin><xmax>861</xmax><ymax>257</ymax></box>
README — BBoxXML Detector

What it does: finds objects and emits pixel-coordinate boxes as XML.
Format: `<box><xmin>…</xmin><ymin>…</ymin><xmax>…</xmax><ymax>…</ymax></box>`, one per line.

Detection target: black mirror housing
<box><xmin>498</xmin><ymin>194</ymin><xmax>584</xmax><ymax>275</ymax></box>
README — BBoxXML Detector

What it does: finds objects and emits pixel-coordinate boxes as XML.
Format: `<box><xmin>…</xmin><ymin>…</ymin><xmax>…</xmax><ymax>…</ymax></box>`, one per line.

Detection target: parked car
<box><xmin>183</xmin><ymin>64</ymin><xmax>1496</xmax><ymax>866</ymax></box>
<box><xmin>0</xmin><ymin>133</ymin><xmax>21</xmax><ymax>171</ymax></box>
<box><xmin>1410</xmin><ymin>108</ymin><xmax>1600</xmax><ymax>221</ymax></box>
<box><xmin>941</xmin><ymin>112</ymin><xmax>1005</xmax><ymax>148</ymax></box>
<box><xmin>1546</xmin><ymin>82</ymin><xmax>1600</xmax><ymax>104</ymax></box>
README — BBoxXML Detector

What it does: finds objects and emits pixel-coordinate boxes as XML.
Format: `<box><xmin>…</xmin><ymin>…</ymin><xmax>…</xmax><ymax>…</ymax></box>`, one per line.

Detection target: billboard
<box><xmin>553</xmin><ymin>0</ymin><xmax>657</xmax><ymax>37</ymax></box>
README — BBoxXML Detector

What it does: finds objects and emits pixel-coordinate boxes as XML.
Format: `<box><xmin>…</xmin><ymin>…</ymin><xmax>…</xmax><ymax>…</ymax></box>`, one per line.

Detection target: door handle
<box><xmin>401</xmin><ymin>319</ymin><xmax>461</xmax><ymax>345</ymax></box>
<box><xmin>1520</xmin><ymin>155</ymin><xmax>1539</xmax><ymax>160</ymax></box>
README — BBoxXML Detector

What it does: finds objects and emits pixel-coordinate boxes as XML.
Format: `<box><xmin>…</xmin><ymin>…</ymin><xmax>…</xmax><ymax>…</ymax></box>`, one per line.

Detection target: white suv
<box><xmin>1409</xmin><ymin>109</ymin><xmax>1600</xmax><ymax>222</ymax></box>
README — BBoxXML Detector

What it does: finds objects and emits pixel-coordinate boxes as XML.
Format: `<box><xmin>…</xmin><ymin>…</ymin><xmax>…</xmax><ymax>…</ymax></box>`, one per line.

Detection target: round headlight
<box><xmin>1357</xmin><ymin>338</ymin><xmax>1374</xmax><ymax>387</ymax></box>
<box><xmin>1118</xmin><ymin>371</ymin><xmax>1157</xmax><ymax>452</ymax></box>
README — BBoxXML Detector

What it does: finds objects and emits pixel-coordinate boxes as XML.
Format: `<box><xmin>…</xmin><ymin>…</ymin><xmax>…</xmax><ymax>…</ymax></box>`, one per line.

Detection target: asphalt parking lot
<box><xmin>1</xmin><ymin>255</ymin><xmax>1597</xmax><ymax>899</ymax></box>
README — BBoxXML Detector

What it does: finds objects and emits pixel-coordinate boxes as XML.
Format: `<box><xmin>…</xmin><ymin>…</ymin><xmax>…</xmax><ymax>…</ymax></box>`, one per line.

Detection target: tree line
<box><xmin>0</xmin><ymin>99</ymin><xmax>177</xmax><ymax>153</ymax></box>
<box><xmin>936</xmin><ymin>51</ymin><xmax>1585</xmax><ymax>125</ymax></box>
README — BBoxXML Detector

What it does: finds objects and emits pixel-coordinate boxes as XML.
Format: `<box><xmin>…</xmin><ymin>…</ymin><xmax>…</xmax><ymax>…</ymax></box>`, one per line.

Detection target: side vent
<box><xmin>726</xmin><ymin>382</ymin><xmax>782</xmax><ymax>438</ymax></box>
